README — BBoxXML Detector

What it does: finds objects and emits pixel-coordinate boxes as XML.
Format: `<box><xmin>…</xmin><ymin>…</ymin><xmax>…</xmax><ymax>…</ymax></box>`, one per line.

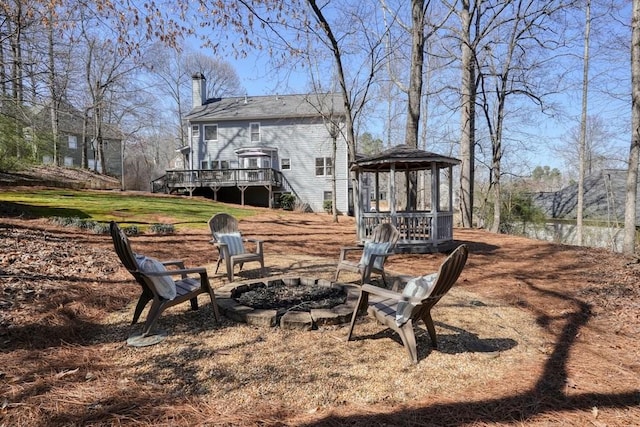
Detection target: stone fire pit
<box><xmin>214</xmin><ymin>276</ymin><xmax>360</xmax><ymax>330</ymax></box>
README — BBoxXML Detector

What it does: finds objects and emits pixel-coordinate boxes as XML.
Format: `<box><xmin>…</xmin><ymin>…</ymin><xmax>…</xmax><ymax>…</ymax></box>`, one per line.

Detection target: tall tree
<box><xmin>623</xmin><ymin>0</ymin><xmax>640</xmax><ymax>254</ymax></box>
<box><xmin>474</xmin><ymin>0</ymin><xmax>567</xmax><ymax>233</ymax></box>
<box><xmin>405</xmin><ymin>0</ymin><xmax>426</xmax><ymax>149</ymax></box>
<box><xmin>458</xmin><ymin>0</ymin><xmax>475</xmax><ymax>228</ymax></box>
<box><xmin>577</xmin><ymin>0</ymin><xmax>592</xmax><ymax>246</ymax></box>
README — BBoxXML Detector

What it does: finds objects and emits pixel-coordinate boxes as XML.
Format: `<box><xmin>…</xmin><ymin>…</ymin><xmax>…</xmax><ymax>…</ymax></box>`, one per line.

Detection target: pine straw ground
<box><xmin>1</xmin><ymin>208</ymin><xmax>639</xmax><ymax>426</ymax></box>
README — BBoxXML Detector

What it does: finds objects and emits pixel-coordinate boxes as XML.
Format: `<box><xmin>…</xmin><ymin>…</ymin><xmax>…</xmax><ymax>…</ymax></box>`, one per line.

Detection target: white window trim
<box><xmin>281</xmin><ymin>158</ymin><xmax>291</xmax><ymax>170</ymax></box>
<box><xmin>250</xmin><ymin>122</ymin><xmax>261</xmax><ymax>142</ymax></box>
<box><xmin>204</xmin><ymin>124</ymin><xmax>218</xmax><ymax>141</ymax></box>
<box><xmin>315</xmin><ymin>157</ymin><xmax>333</xmax><ymax>176</ymax></box>
<box><xmin>191</xmin><ymin>124</ymin><xmax>200</xmax><ymax>138</ymax></box>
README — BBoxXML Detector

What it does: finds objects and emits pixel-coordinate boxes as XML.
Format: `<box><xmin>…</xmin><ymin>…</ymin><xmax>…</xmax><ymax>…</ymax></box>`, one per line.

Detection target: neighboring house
<box><xmin>532</xmin><ymin>169</ymin><xmax>631</xmax><ymax>223</ymax></box>
<box><xmin>530</xmin><ymin>169</ymin><xmax>636</xmax><ymax>251</ymax></box>
<box><xmin>27</xmin><ymin>100</ymin><xmax>123</xmax><ymax>176</ymax></box>
<box><xmin>153</xmin><ymin>73</ymin><xmax>349</xmax><ymax>213</ymax></box>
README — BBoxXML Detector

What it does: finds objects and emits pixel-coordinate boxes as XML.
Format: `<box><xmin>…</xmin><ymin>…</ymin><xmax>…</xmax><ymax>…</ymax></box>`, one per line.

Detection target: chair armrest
<box><xmin>338</xmin><ymin>246</ymin><xmax>363</xmax><ymax>262</ymax></box>
<box><xmin>214</xmin><ymin>243</ymin><xmax>231</xmax><ymax>259</ymax></box>
<box><xmin>361</xmin><ymin>283</ymin><xmax>401</xmax><ymax>299</ymax></box>
<box><xmin>144</xmin><ymin>266</ymin><xmax>208</xmax><ymax>279</ymax></box>
<box><xmin>244</xmin><ymin>238</ymin><xmax>264</xmax><ymax>254</ymax></box>
<box><xmin>161</xmin><ymin>259</ymin><xmax>186</xmax><ymax>269</ymax></box>
<box><xmin>361</xmin><ymin>284</ymin><xmax>422</xmax><ymax>304</ymax></box>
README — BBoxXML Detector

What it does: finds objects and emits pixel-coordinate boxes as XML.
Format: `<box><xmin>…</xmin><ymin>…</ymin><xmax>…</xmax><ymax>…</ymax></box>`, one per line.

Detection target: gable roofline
<box><xmin>531</xmin><ymin>168</ymin><xmax>640</xmax><ymax>224</ymax></box>
<box><xmin>185</xmin><ymin>93</ymin><xmax>346</xmax><ymax>122</ymax></box>
<box><xmin>29</xmin><ymin>98</ymin><xmax>124</xmax><ymax>140</ymax></box>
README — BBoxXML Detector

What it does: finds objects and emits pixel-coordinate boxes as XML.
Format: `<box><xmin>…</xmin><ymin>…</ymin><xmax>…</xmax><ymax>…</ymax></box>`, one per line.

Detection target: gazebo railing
<box><xmin>360</xmin><ymin>211</ymin><xmax>454</xmax><ymax>246</ymax></box>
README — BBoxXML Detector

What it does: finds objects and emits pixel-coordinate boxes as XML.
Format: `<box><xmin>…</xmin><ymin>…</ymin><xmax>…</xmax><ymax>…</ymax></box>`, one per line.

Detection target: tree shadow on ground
<box><xmin>350</xmin><ymin>323</ymin><xmax>518</xmax><ymax>358</ymax></box>
<box><xmin>0</xmin><ymin>202</ymin><xmax>89</xmax><ymax>218</ymax></box>
<box><xmin>299</xmin><ymin>281</ymin><xmax>640</xmax><ymax>426</ymax></box>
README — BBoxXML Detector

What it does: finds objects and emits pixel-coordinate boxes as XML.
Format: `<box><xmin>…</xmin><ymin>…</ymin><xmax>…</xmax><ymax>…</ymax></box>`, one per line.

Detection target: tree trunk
<box><xmin>47</xmin><ymin>10</ymin><xmax>59</xmax><ymax>167</ymax></box>
<box><xmin>623</xmin><ymin>0</ymin><xmax>640</xmax><ymax>254</ymax></box>
<box><xmin>82</xmin><ymin>108</ymin><xmax>89</xmax><ymax>169</ymax></box>
<box><xmin>459</xmin><ymin>0</ymin><xmax>475</xmax><ymax>228</ymax></box>
<box><xmin>404</xmin><ymin>0</ymin><xmax>425</xmax><ymax>210</ymax></box>
<box><xmin>332</xmin><ymin>133</ymin><xmax>338</xmax><ymax>223</ymax></box>
<box><xmin>577</xmin><ymin>0</ymin><xmax>592</xmax><ymax>246</ymax></box>
<box><xmin>307</xmin><ymin>0</ymin><xmax>359</xmax><ymax>227</ymax></box>
<box><xmin>405</xmin><ymin>0</ymin><xmax>425</xmax><ymax>149</ymax></box>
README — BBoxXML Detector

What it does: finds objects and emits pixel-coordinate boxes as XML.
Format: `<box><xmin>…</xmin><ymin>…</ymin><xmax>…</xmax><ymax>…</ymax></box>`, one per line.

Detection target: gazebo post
<box><xmin>375</xmin><ymin>171</ymin><xmax>380</xmax><ymax>212</ymax></box>
<box><xmin>390</xmin><ymin>163</ymin><xmax>397</xmax><ymax>227</ymax></box>
<box><xmin>405</xmin><ymin>169</ymin><xmax>410</xmax><ymax>211</ymax></box>
<box><xmin>448</xmin><ymin>165</ymin><xmax>454</xmax><ymax>213</ymax></box>
<box><xmin>357</xmin><ymin>170</ymin><xmax>364</xmax><ymax>240</ymax></box>
<box><xmin>431</xmin><ymin>161</ymin><xmax>439</xmax><ymax>245</ymax></box>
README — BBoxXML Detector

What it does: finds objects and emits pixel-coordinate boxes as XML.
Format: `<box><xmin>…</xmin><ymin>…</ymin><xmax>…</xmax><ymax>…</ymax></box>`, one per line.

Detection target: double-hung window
<box><xmin>191</xmin><ymin>125</ymin><xmax>200</xmax><ymax>139</ymax></box>
<box><xmin>204</xmin><ymin>124</ymin><xmax>218</xmax><ymax>141</ymax></box>
<box><xmin>315</xmin><ymin>157</ymin><xmax>333</xmax><ymax>176</ymax></box>
<box><xmin>68</xmin><ymin>135</ymin><xmax>77</xmax><ymax>149</ymax></box>
<box><xmin>281</xmin><ymin>158</ymin><xmax>291</xmax><ymax>170</ymax></box>
<box><xmin>250</xmin><ymin>122</ymin><xmax>260</xmax><ymax>142</ymax></box>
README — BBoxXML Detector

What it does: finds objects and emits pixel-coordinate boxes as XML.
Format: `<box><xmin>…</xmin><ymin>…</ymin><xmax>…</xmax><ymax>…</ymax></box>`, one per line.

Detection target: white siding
<box><xmin>194</xmin><ymin>116</ymin><xmax>349</xmax><ymax>213</ymax></box>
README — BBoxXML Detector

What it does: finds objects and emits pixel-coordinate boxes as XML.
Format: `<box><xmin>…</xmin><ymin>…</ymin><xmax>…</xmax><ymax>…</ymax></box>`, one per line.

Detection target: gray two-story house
<box><xmin>153</xmin><ymin>73</ymin><xmax>350</xmax><ymax>213</ymax></box>
<box><xmin>27</xmin><ymin>100</ymin><xmax>123</xmax><ymax>176</ymax></box>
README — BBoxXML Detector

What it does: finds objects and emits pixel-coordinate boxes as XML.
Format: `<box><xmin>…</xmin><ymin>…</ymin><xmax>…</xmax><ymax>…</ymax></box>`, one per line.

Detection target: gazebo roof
<box><xmin>352</xmin><ymin>144</ymin><xmax>461</xmax><ymax>172</ymax></box>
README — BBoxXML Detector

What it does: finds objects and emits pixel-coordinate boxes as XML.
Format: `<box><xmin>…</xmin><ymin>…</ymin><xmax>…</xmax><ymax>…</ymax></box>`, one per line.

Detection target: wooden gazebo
<box><xmin>352</xmin><ymin>144</ymin><xmax>461</xmax><ymax>253</ymax></box>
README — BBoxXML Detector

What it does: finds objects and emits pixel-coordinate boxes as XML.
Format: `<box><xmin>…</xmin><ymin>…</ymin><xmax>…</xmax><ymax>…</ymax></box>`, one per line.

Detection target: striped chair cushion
<box><xmin>135</xmin><ymin>254</ymin><xmax>177</xmax><ymax>300</ymax></box>
<box><xmin>395</xmin><ymin>273</ymin><xmax>438</xmax><ymax>326</ymax></box>
<box><xmin>359</xmin><ymin>241</ymin><xmax>391</xmax><ymax>270</ymax></box>
<box><xmin>215</xmin><ymin>232</ymin><xmax>245</xmax><ymax>256</ymax></box>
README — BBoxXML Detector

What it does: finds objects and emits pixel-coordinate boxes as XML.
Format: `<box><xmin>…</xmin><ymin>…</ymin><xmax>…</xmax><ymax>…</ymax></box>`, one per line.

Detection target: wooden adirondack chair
<box><xmin>334</xmin><ymin>222</ymin><xmax>401</xmax><ymax>285</ymax></box>
<box><xmin>110</xmin><ymin>221</ymin><xmax>220</xmax><ymax>346</ymax></box>
<box><xmin>208</xmin><ymin>213</ymin><xmax>265</xmax><ymax>281</ymax></box>
<box><xmin>346</xmin><ymin>244</ymin><xmax>469</xmax><ymax>364</ymax></box>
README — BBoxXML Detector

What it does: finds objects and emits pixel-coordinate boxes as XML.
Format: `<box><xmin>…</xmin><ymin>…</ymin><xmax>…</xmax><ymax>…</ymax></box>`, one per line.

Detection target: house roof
<box><xmin>352</xmin><ymin>144</ymin><xmax>461</xmax><ymax>172</ymax></box>
<box><xmin>30</xmin><ymin>99</ymin><xmax>123</xmax><ymax>140</ymax></box>
<box><xmin>185</xmin><ymin>93</ymin><xmax>346</xmax><ymax>122</ymax></box>
<box><xmin>531</xmin><ymin>169</ymin><xmax>637</xmax><ymax>223</ymax></box>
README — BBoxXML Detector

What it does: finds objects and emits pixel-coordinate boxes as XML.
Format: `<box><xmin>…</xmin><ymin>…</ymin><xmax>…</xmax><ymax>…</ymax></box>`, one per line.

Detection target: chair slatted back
<box><xmin>370</xmin><ymin>223</ymin><xmax>401</xmax><ymax>248</ymax></box>
<box><xmin>417</xmin><ymin>244</ymin><xmax>468</xmax><ymax>313</ymax></box>
<box><xmin>110</xmin><ymin>221</ymin><xmax>142</xmax><ymax>277</ymax></box>
<box><xmin>208</xmin><ymin>213</ymin><xmax>240</xmax><ymax>237</ymax></box>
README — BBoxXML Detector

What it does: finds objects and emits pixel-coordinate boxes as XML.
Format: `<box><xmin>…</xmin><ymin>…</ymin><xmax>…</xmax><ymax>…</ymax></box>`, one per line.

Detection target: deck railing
<box><xmin>151</xmin><ymin>168</ymin><xmax>283</xmax><ymax>192</ymax></box>
<box><xmin>360</xmin><ymin>211</ymin><xmax>454</xmax><ymax>246</ymax></box>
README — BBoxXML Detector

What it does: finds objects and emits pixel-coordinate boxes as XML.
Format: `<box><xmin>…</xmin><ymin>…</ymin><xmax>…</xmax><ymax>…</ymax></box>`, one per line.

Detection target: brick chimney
<box><xmin>192</xmin><ymin>72</ymin><xmax>206</xmax><ymax>108</ymax></box>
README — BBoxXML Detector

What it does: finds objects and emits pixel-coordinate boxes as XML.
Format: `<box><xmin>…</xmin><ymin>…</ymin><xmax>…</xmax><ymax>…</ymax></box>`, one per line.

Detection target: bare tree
<box><xmin>623</xmin><ymin>0</ymin><xmax>640</xmax><ymax>254</ymax></box>
<box><xmin>576</xmin><ymin>0</ymin><xmax>592</xmax><ymax>246</ymax></box>
<box><xmin>78</xmin><ymin>16</ymin><xmax>141</xmax><ymax>174</ymax></box>
<box><xmin>185</xmin><ymin>53</ymin><xmax>244</xmax><ymax>98</ymax></box>
<box><xmin>458</xmin><ymin>0</ymin><xmax>475</xmax><ymax>228</ymax></box>
<box><xmin>474</xmin><ymin>0</ymin><xmax>568</xmax><ymax>233</ymax></box>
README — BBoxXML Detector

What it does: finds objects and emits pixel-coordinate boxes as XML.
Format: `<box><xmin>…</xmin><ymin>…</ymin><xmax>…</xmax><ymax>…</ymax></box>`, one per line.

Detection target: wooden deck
<box><xmin>151</xmin><ymin>168</ymin><xmax>291</xmax><ymax>208</ymax></box>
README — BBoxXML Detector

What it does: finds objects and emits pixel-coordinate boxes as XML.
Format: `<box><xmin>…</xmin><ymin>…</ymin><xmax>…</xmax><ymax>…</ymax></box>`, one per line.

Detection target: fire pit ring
<box><xmin>214</xmin><ymin>276</ymin><xmax>360</xmax><ymax>330</ymax></box>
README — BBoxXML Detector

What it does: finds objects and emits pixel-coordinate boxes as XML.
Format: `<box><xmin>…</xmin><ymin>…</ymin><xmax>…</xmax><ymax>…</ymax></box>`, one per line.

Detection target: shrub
<box><xmin>150</xmin><ymin>223</ymin><xmax>175</xmax><ymax>234</ymax></box>
<box><xmin>51</xmin><ymin>216</ymin><xmax>74</xmax><ymax>227</ymax></box>
<box><xmin>122</xmin><ymin>225</ymin><xmax>139</xmax><ymax>236</ymax></box>
<box><xmin>280</xmin><ymin>193</ymin><xmax>296</xmax><ymax>211</ymax></box>
<box><xmin>323</xmin><ymin>200</ymin><xmax>332</xmax><ymax>214</ymax></box>
<box><xmin>75</xmin><ymin>218</ymin><xmax>97</xmax><ymax>230</ymax></box>
<box><xmin>91</xmin><ymin>223</ymin><xmax>110</xmax><ymax>234</ymax></box>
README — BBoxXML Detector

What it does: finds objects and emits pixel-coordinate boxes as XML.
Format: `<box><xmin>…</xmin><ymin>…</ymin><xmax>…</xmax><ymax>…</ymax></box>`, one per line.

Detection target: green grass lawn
<box><xmin>0</xmin><ymin>188</ymin><xmax>255</xmax><ymax>230</ymax></box>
